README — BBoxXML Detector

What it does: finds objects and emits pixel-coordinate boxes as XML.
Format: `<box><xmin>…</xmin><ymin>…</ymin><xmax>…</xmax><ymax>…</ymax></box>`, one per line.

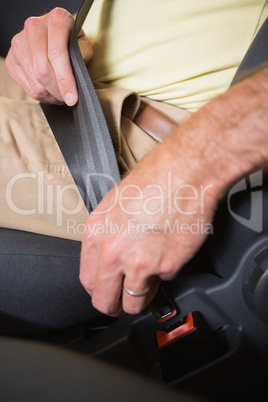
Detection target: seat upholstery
<box><xmin>0</xmin><ymin>228</ymin><xmax>102</xmax><ymax>334</ymax></box>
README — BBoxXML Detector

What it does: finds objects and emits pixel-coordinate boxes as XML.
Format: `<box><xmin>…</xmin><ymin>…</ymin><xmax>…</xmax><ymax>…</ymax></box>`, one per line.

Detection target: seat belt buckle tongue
<box><xmin>149</xmin><ymin>289</ymin><xmax>177</xmax><ymax>323</ymax></box>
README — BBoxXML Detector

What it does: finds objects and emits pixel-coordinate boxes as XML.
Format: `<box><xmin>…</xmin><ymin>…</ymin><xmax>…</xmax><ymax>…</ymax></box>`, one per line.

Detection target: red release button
<box><xmin>156</xmin><ymin>313</ymin><xmax>195</xmax><ymax>348</ymax></box>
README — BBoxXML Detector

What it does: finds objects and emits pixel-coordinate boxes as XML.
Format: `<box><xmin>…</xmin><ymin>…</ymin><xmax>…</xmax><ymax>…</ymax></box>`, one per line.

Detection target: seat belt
<box><xmin>231</xmin><ymin>16</ymin><xmax>268</xmax><ymax>85</ymax></box>
<box><xmin>41</xmin><ymin>0</ymin><xmax>120</xmax><ymax>213</ymax></box>
<box><xmin>42</xmin><ymin>0</ymin><xmax>268</xmax><ymax>213</ymax></box>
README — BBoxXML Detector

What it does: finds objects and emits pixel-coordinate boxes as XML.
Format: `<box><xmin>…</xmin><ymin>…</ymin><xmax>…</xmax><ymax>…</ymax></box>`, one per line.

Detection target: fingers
<box><xmin>5</xmin><ymin>8</ymin><xmax>93</xmax><ymax>105</ymax></box>
<box><xmin>79</xmin><ymin>234</ymin><xmax>99</xmax><ymax>298</ymax></box>
<box><xmin>122</xmin><ymin>276</ymin><xmax>161</xmax><ymax>315</ymax></box>
<box><xmin>80</xmin><ymin>223</ymin><xmax>161</xmax><ymax>317</ymax></box>
<box><xmin>80</xmin><ymin>229</ymin><xmax>124</xmax><ymax>317</ymax></box>
<box><xmin>46</xmin><ymin>8</ymin><xmax>78</xmax><ymax>105</ymax></box>
<box><xmin>5</xmin><ymin>47</ymin><xmax>34</xmax><ymax>97</ymax></box>
<box><xmin>92</xmin><ymin>267</ymin><xmax>124</xmax><ymax>317</ymax></box>
<box><xmin>24</xmin><ymin>15</ymin><xmax>66</xmax><ymax>104</ymax></box>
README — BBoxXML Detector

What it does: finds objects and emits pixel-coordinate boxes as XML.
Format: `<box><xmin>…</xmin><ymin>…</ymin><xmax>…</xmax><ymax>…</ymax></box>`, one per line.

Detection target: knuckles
<box><xmin>24</xmin><ymin>16</ymin><xmax>40</xmax><ymax>34</ymax></box>
<box><xmin>158</xmin><ymin>259</ymin><xmax>178</xmax><ymax>280</ymax></box>
<box><xmin>82</xmin><ymin>227</ymin><xmax>123</xmax><ymax>269</ymax></box>
<box><xmin>28</xmin><ymin>85</ymin><xmax>49</xmax><ymax>101</ymax></box>
<box><xmin>101</xmin><ymin>241</ymin><xmax>124</xmax><ymax>269</ymax></box>
<box><xmin>33</xmin><ymin>63</ymin><xmax>50</xmax><ymax>85</ymax></box>
<box><xmin>10</xmin><ymin>33</ymin><xmax>22</xmax><ymax>53</ymax></box>
<box><xmin>4</xmin><ymin>54</ymin><xmax>13</xmax><ymax>75</ymax></box>
<box><xmin>79</xmin><ymin>274</ymin><xmax>94</xmax><ymax>294</ymax></box>
<box><xmin>48</xmin><ymin>7</ymin><xmax>73</xmax><ymax>24</ymax></box>
<box><xmin>47</xmin><ymin>46</ymin><xmax>62</xmax><ymax>62</ymax></box>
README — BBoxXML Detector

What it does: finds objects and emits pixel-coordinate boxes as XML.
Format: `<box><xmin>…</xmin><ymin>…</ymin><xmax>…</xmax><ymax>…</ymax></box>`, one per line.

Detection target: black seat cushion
<box><xmin>0</xmin><ymin>228</ymin><xmax>102</xmax><ymax>334</ymax></box>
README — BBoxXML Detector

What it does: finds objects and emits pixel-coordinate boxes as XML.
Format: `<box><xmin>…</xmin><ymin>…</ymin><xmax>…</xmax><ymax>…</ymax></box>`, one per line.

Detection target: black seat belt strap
<box><xmin>231</xmin><ymin>16</ymin><xmax>268</xmax><ymax>85</ymax></box>
<box><xmin>41</xmin><ymin>0</ymin><xmax>120</xmax><ymax>212</ymax></box>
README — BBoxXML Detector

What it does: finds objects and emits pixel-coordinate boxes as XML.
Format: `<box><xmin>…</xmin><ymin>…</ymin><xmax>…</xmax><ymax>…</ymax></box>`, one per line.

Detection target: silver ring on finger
<box><xmin>123</xmin><ymin>286</ymin><xmax>150</xmax><ymax>297</ymax></box>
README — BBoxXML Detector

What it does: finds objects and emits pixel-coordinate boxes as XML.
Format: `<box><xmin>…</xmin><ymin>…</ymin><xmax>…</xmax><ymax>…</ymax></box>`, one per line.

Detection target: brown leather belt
<box><xmin>133</xmin><ymin>100</ymin><xmax>179</xmax><ymax>143</ymax></box>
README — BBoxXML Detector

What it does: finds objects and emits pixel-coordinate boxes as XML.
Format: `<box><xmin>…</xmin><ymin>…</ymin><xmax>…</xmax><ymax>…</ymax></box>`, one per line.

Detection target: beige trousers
<box><xmin>0</xmin><ymin>57</ymin><xmax>191</xmax><ymax>241</ymax></box>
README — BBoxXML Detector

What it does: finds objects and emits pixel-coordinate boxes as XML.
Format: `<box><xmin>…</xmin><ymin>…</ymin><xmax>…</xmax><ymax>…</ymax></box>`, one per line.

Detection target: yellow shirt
<box><xmin>83</xmin><ymin>0</ymin><xmax>268</xmax><ymax>112</ymax></box>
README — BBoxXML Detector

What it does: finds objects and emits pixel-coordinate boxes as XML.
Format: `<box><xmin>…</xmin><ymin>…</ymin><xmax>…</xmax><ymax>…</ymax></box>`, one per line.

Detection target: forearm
<box><xmin>164</xmin><ymin>66</ymin><xmax>268</xmax><ymax>201</ymax></box>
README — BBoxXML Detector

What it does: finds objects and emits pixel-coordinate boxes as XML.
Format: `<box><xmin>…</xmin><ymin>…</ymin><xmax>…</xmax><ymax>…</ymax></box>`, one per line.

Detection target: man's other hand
<box><xmin>5</xmin><ymin>8</ymin><xmax>93</xmax><ymax>106</ymax></box>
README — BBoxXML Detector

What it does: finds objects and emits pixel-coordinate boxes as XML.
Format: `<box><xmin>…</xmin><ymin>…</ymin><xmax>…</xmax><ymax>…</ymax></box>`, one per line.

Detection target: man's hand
<box><xmin>80</xmin><ymin>67</ymin><xmax>268</xmax><ymax>317</ymax></box>
<box><xmin>5</xmin><ymin>8</ymin><xmax>93</xmax><ymax>105</ymax></box>
<box><xmin>80</xmin><ymin>137</ymin><xmax>219</xmax><ymax>317</ymax></box>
